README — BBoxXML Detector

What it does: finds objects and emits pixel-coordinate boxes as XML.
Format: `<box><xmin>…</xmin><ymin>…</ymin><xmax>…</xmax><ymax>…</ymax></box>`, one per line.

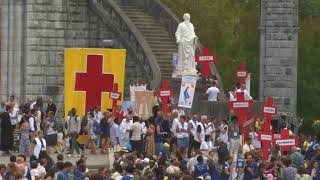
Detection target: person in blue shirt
<box><xmin>160</xmin><ymin>143</ymin><xmax>170</xmax><ymax>161</ymax></box>
<box><xmin>122</xmin><ymin>165</ymin><xmax>134</xmax><ymax>180</ymax></box>
<box><xmin>208</xmin><ymin>162</ymin><xmax>220</xmax><ymax>180</ymax></box>
<box><xmin>74</xmin><ymin>163</ymin><xmax>86</xmax><ymax>180</ymax></box>
<box><xmin>100</xmin><ymin>113</ymin><xmax>111</xmax><ymax>154</ymax></box>
<box><xmin>220</xmin><ymin>155</ymin><xmax>233</xmax><ymax>180</ymax></box>
<box><xmin>193</xmin><ymin>155</ymin><xmax>209</xmax><ymax>179</ymax></box>
<box><xmin>155</xmin><ymin>112</ymin><xmax>166</xmax><ymax>155</ymax></box>
<box><xmin>56</xmin><ymin>161</ymin><xmax>73</xmax><ymax>180</ymax></box>
<box><xmin>244</xmin><ymin>153</ymin><xmax>258</xmax><ymax>180</ymax></box>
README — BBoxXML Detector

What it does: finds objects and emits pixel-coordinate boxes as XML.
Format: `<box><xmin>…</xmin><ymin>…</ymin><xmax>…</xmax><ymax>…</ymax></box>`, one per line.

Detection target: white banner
<box><xmin>178</xmin><ymin>76</ymin><xmax>197</xmax><ymax>108</ymax></box>
<box><xmin>263</xmin><ymin>106</ymin><xmax>276</xmax><ymax>114</ymax></box>
<box><xmin>260</xmin><ymin>134</ymin><xmax>272</xmax><ymax>141</ymax></box>
<box><xmin>129</xmin><ymin>84</ymin><xmax>147</xmax><ymax>102</ymax></box>
<box><xmin>245</xmin><ymin>73</ymin><xmax>251</xmax><ymax>95</ymax></box>
<box><xmin>275</xmin><ymin>139</ymin><xmax>296</xmax><ymax>146</ymax></box>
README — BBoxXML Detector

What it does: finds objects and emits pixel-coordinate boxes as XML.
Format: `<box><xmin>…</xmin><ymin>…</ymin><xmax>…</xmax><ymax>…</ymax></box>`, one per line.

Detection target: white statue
<box><xmin>175</xmin><ymin>13</ymin><xmax>198</xmax><ymax>76</ymax></box>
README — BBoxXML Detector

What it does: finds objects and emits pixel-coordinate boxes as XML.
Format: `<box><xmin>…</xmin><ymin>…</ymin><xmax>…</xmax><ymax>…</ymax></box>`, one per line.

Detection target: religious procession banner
<box><xmin>135</xmin><ymin>90</ymin><xmax>154</xmax><ymax>120</ymax></box>
<box><xmin>129</xmin><ymin>84</ymin><xmax>147</xmax><ymax>102</ymax></box>
<box><xmin>64</xmin><ymin>48</ymin><xmax>126</xmax><ymax>118</ymax></box>
<box><xmin>178</xmin><ymin>76</ymin><xmax>197</xmax><ymax>108</ymax></box>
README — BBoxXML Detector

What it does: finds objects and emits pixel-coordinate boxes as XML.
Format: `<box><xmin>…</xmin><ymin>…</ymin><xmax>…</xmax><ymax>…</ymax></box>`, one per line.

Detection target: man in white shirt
<box><xmin>9</xmin><ymin>106</ymin><xmax>19</xmax><ymax>127</ymax></box>
<box><xmin>29</xmin><ymin>109</ymin><xmax>38</xmax><ymax>141</ymax></box>
<box><xmin>119</xmin><ymin>115</ymin><xmax>133</xmax><ymax>146</ymax></box>
<box><xmin>171</xmin><ymin>111</ymin><xmax>179</xmax><ymax>138</ymax></box>
<box><xmin>205</xmin><ymin>82</ymin><xmax>220</xmax><ymax>101</ymax></box>
<box><xmin>130</xmin><ymin>116</ymin><xmax>142</xmax><ymax>153</ymax></box>
<box><xmin>194</xmin><ymin>115</ymin><xmax>206</xmax><ymax>150</ymax></box>
<box><xmin>188</xmin><ymin>114</ymin><xmax>198</xmax><ymax>158</ymax></box>
<box><xmin>94</xmin><ymin>106</ymin><xmax>103</xmax><ymax>147</ymax></box>
<box><xmin>242</xmin><ymin>137</ymin><xmax>255</xmax><ymax>155</ymax></box>
<box><xmin>110</xmin><ymin>118</ymin><xmax>120</xmax><ymax>146</ymax></box>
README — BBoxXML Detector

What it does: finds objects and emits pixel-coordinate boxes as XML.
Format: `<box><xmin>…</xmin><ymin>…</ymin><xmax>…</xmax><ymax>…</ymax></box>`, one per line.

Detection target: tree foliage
<box><xmin>162</xmin><ymin>0</ymin><xmax>259</xmax><ymax>96</ymax></box>
<box><xmin>162</xmin><ymin>0</ymin><xmax>320</xmax><ymax>123</ymax></box>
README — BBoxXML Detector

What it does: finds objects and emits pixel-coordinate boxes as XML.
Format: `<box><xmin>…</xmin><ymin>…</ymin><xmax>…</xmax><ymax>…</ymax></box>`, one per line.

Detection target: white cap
<box><xmin>143</xmin><ymin>158</ymin><xmax>150</xmax><ymax>163</ymax></box>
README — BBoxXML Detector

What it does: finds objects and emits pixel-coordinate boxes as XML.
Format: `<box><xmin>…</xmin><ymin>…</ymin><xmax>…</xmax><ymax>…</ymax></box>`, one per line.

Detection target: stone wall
<box><xmin>259</xmin><ymin>0</ymin><xmax>299</xmax><ymax>117</ymax></box>
<box><xmin>0</xmin><ymin>0</ymin><xmax>144</xmax><ymax>118</ymax></box>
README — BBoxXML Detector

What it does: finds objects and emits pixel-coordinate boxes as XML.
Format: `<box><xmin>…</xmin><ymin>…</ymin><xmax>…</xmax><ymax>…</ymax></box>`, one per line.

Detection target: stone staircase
<box><xmin>120</xmin><ymin>6</ymin><xmax>177</xmax><ymax>81</ymax></box>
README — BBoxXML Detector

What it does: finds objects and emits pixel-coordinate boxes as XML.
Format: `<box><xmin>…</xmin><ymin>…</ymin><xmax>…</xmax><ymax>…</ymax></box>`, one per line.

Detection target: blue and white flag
<box><xmin>178</xmin><ymin>76</ymin><xmax>197</xmax><ymax>108</ymax></box>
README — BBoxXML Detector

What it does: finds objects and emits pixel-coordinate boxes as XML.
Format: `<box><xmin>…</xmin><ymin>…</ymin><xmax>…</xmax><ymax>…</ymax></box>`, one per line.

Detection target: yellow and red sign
<box><xmin>64</xmin><ymin>48</ymin><xmax>126</xmax><ymax>118</ymax></box>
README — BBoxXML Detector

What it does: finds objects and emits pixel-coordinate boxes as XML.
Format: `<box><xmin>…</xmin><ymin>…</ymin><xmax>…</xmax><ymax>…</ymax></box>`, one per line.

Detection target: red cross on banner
<box><xmin>157</xmin><ymin>80</ymin><xmax>173</xmax><ymax>113</ymax></box>
<box><xmin>229</xmin><ymin>92</ymin><xmax>254</xmax><ymax>128</ymax></box>
<box><xmin>75</xmin><ymin>55</ymin><xmax>114</xmax><ymax>113</ymax></box>
<box><xmin>195</xmin><ymin>48</ymin><xmax>217</xmax><ymax>78</ymax></box>
<box><xmin>237</xmin><ymin>63</ymin><xmax>248</xmax><ymax>85</ymax></box>
<box><xmin>259</xmin><ymin>96</ymin><xmax>278</xmax><ymax>160</ymax></box>
<box><xmin>64</xmin><ymin>48</ymin><xmax>126</xmax><ymax>118</ymax></box>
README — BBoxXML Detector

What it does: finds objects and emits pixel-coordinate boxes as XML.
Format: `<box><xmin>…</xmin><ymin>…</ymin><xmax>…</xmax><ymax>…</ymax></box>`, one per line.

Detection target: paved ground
<box><xmin>0</xmin><ymin>151</ymin><xmax>110</xmax><ymax>169</ymax></box>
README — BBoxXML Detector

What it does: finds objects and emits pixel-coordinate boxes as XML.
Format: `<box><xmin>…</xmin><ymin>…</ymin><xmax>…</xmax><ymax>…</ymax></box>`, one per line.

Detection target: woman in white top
<box><xmin>194</xmin><ymin>116</ymin><xmax>206</xmax><ymax>150</ymax></box>
<box><xmin>176</xmin><ymin>115</ymin><xmax>189</xmax><ymax>149</ymax></box>
<box><xmin>86</xmin><ymin>112</ymin><xmax>97</xmax><ymax>155</ymax></box>
<box><xmin>200</xmin><ymin>135</ymin><xmax>214</xmax><ymax>152</ymax></box>
<box><xmin>32</xmin><ymin>130</ymin><xmax>46</xmax><ymax>159</ymax></box>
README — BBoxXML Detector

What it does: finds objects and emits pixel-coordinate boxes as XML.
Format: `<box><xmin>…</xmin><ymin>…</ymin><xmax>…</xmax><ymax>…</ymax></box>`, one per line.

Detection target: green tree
<box><xmin>162</xmin><ymin>0</ymin><xmax>320</xmax><ymax>127</ymax></box>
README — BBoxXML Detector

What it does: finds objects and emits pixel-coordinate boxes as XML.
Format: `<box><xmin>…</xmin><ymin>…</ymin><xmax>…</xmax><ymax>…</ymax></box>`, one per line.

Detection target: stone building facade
<box><xmin>0</xmin><ymin>0</ymin><xmax>144</xmax><ymax>117</ymax></box>
<box><xmin>0</xmin><ymin>0</ymin><xmax>300</xmax><ymax>119</ymax></box>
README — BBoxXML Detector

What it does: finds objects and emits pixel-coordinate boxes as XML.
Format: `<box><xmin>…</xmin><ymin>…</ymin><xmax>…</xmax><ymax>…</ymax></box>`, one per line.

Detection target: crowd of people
<box><xmin>0</xmin><ymin>88</ymin><xmax>318</xmax><ymax>180</ymax></box>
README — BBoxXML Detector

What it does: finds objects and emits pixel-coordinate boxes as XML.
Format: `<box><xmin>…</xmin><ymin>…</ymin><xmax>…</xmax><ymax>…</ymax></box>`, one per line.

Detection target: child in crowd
<box><xmin>56</xmin><ymin>127</ymin><xmax>65</xmax><ymax>153</ymax></box>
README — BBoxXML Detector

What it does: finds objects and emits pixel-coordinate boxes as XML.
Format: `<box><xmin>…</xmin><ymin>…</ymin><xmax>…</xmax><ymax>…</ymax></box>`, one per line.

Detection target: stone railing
<box><xmin>89</xmin><ymin>0</ymin><xmax>161</xmax><ymax>88</ymax></box>
<box><xmin>116</xmin><ymin>0</ymin><xmax>224</xmax><ymax>94</ymax></box>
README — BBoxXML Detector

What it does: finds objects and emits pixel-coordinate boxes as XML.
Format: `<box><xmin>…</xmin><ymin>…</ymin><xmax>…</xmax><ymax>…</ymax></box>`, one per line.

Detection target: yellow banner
<box><xmin>64</xmin><ymin>48</ymin><xmax>126</xmax><ymax>119</ymax></box>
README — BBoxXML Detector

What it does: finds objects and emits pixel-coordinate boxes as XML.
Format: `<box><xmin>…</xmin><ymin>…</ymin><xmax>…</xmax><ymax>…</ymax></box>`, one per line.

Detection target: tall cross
<box><xmin>274</xmin><ymin>128</ymin><xmax>298</xmax><ymax>154</ymax></box>
<box><xmin>75</xmin><ymin>54</ymin><xmax>114</xmax><ymax>113</ymax></box>
<box><xmin>237</xmin><ymin>63</ymin><xmax>248</xmax><ymax>85</ymax></box>
<box><xmin>259</xmin><ymin>96</ymin><xmax>278</xmax><ymax>160</ymax></box>
<box><xmin>195</xmin><ymin>48</ymin><xmax>217</xmax><ymax>78</ymax></box>
<box><xmin>109</xmin><ymin>83</ymin><xmax>122</xmax><ymax>116</ymax></box>
<box><xmin>228</xmin><ymin>92</ymin><xmax>253</xmax><ymax>128</ymax></box>
<box><xmin>157</xmin><ymin>80</ymin><xmax>173</xmax><ymax>113</ymax></box>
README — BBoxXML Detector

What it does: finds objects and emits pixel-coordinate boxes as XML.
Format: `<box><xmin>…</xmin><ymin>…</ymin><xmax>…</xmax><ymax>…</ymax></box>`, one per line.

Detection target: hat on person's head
<box><xmin>116</xmin><ymin>146</ymin><xmax>128</xmax><ymax>153</ymax></box>
<box><xmin>166</xmin><ymin>166</ymin><xmax>175</xmax><ymax>175</ymax></box>
<box><xmin>143</xmin><ymin>158</ymin><xmax>150</xmax><ymax>164</ymax></box>
<box><xmin>163</xmin><ymin>143</ymin><xmax>170</xmax><ymax>148</ymax></box>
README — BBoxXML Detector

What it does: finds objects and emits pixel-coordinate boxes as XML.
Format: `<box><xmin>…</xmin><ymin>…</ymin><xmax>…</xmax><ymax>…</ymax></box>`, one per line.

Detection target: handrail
<box><xmin>89</xmin><ymin>0</ymin><xmax>162</xmax><ymax>89</ymax></box>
